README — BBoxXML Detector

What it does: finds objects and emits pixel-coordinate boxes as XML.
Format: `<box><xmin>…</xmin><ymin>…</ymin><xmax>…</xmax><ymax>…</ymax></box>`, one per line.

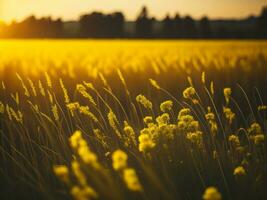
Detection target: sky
<box><xmin>0</xmin><ymin>0</ymin><xmax>266</xmax><ymax>23</ymax></box>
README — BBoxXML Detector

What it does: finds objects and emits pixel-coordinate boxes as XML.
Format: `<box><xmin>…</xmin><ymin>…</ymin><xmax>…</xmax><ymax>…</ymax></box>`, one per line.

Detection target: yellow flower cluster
<box><xmin>123</xmin><ymin>121</ymin><xmax>137</xmax><ymax>146</ymax></box>
<box><xmin>177</xmin><ymin>108</ymin><xmax>203</xmax><ymax>147</ymax></box>
<box><xmin>123</xmin><ymin>168</ymin><xmax>142</xmax><ymax>192</ymax></box>
<box><xmin>247</xmin><ymin>122</ymin><xmax>265</xmax><ymax>145</ymax></box>
<box><xmin>69</xmin><ymin>131</ymin><xmax>100</xmax><ymax>169</ymax></box>
<box><xmin>205</xmin><ymin>107</ymin><xmax>218</xmax><ymax>136</ymax></box>
<box><xmin>223</xmin><ymin>107</ymin><xmax>235</xmax><ymax>124</ymax></box>
<box><xmin>223</xmin><ymin>88</ymin><xmax>231</xmax><ymax>104</ymax></box>
<box><xmin>112</xmin><ymin>149</ymin><xmax>128</xmax><ymax>171</ymax></box>
<box><xmin>183</xmin><ymin>86</ymin><xmax>196</xmax><ymax>99</ymax></box>
<box><xmin>53</xmin><ymin>165</ymin><xmax>69</xmax><ymax>184</ymax></box>
<box><xmin>233</xmin><ymin>166</ymin><xmax>246</xmax><ymax>176</ymax></box>
<box><xmin>160</xmin><ymin>100</ymin><xmax>173</xmax><ymax>112</ymax></box>
<box><xmin>228</xmin><ymin>134</ymin><xmax>240</xmax><ymax>147</ymax></box>
<box><xmin>112</xmin><ymin>150</ymin><xmax>142</xmax><ymax>192</ymax></box>
<box><xmin>136</xmin><ymin>94</ymin><xmax>153</xmax><ymax>109</ymax></box>
<box><xmin>203</xmin><ymin>187</ymin><xmax>222</xmax><ymax>200</ymax></box>
<box><xmin>138</xmin><ymin>134</ymin><xmax>156</xmax><ymax>152</ymax></box>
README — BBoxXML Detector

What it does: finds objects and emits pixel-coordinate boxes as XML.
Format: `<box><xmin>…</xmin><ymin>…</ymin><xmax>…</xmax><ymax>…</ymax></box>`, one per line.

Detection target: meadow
<box><xmin>0</xmin><ymin>40</ymin><xmax>267</xmax><ymax>200</ymax></box>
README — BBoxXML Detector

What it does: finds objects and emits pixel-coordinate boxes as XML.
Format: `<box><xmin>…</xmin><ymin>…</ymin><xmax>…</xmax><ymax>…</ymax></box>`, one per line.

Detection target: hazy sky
<box><xmin>0</xmin><ymin>0</ymin><xmax>266</xmax><ymax>22</ymax></box>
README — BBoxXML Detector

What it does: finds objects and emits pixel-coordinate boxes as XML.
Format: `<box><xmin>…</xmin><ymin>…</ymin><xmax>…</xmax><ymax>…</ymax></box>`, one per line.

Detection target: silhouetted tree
<box><xmin>199</xmin><ymin>16</ymin><xmax>212</xmax><ymax>38</ymax></box>
<box><xmin>174</xmin><ymin>13</ymin><xmax>183</xmax><ymax>38</ymax></box>
<box><xmin>183</xmin><ymin>16</ymin><xmax>198</xmax><ymax>38</ymax></box>
<box><xmin>135</xmin><ymin>6</ymin><xmax>154</xmax><ymax>38</ymax></box>
<box><xmin>162</xmin><ymin>14</ymin><xmax>175</xmax><ymax>38</ymax></box>
<box><xmin>80</xmin><ymin>11</ymin><xmax>124</xmax><ymax>38</ymax></box>
<box><xmin>257</xmin><ymin>6</ymin><xmax>267</xmax><ymax>38</ymax></box>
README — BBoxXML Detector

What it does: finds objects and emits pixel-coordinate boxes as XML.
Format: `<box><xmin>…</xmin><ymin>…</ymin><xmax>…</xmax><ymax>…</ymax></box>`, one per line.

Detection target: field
<box><xmin>0</xmin><ymin>40</ymin><xmax>267</xmax><ymax>200</ymax></box>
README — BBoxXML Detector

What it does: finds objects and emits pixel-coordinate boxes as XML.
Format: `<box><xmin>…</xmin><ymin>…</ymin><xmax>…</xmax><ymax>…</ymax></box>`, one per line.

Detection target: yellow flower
<box><xmin>183</xmin><ymin>86</ymin><xmax>196</xmax><ymax>99</ymax></box>
<box><xmin>248</xmin><ymin>122</ymin><xmax>262</xmax><ymax>135</ymax></box>
<box><xmin>71</xmin><ymin>185</ymin><xmax>98</xmax><ymax>200</ymax></box>
<box><xmin>136</xmin><ymin>94</ymin><xmax>153</xmax><ymax>109</ymax></box>
<box><xmin>223</xmin><ymin>107</ymin><xmax>235</xmax><ymax>124</ymax></box>
<box><xmin>156</xmin><ymin>113</ymin><xmax>170</xmax><ymax>125</ymax></box>
<box><xmin>160</xmin><ymin>100</ymin><xmax>173</xmax><ymax>112</ymax></box>
<box><xmin>178</xmin><ymin>108</ymin><xmax>191</xmax><ymax>120</ymax></box>
<box><xmin>223</xmin><ymin>88</ymin><xmax>231</xmax><ymax>104</ymax></box>
<box><xmin>233</xmin><ymin>166</ymin><xmax>246</xmax><ymax>176</ymax></box>
<box><xmin>138</xmin><ymin>134</ymin><xmax>155</xmax><ymax>152</ymax></box>
<box><xmin>228</xmin><ymin>135</ymin><xmax>240</xmax><ymax>147</ymax></box>
<box><xmin>203</xmin><ymin>187</ymin><xmax>222</xmax><ymax>200</ymax></box>
<box><xmin>53</xmin><ymin>165</ymin><xmax>69</xmax><ymax>183</ymax></box>
<box><xmin>254</xmin><ymin>134</ymin><xmax>264</xmax><ymax>145</ymax></box>
<box><xmin>143</xmin><ymin>116</ymin><xmax>153</xmax><ymax>125</ymax></box>
<box><xmin>112</xmin><ymin>149</ymin><xmax>128</xmax><ymax>171</ymax></box>
<box><xmin>123</xmin><ymin>168</ymin><xmax>142</xmax><ymax>192</ymax></box>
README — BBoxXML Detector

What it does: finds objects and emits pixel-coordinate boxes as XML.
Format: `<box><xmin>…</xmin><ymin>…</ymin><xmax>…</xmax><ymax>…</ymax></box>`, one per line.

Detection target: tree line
<box><xmin>0</xmin><ymin>6</ymin><xmax>267</xmax><ymax>39</ymax></box>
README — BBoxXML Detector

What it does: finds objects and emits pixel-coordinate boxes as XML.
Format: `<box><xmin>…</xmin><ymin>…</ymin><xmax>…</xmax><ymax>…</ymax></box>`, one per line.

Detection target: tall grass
<box><xmin>0</xmin><ymin>40</ymin><xmax>267</xmax><ymax>200</ymax></box>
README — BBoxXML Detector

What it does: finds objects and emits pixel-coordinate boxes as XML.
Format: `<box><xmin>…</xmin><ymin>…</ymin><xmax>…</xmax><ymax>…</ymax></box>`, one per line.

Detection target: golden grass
<box><xmin>0</xmin><ymin>40</ymin><xmax>267</xmax><ymax>200</ymax></box>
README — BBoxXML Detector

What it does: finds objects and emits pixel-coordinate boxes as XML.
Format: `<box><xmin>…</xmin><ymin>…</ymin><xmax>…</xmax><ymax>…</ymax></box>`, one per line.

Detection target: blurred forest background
<box><xmin>0</xmin><ymin>5</ymin><xmax>267</xmax><ymax>39</ymax></box>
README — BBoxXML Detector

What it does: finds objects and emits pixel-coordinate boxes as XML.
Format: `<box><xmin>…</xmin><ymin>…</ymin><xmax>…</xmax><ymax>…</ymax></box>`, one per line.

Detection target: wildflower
<box><xmin>223</xmin><ymin>88</ymin><xmax>231</xmax><ymax>104</ymax></box>
<box><xmin>59</xmin><ymin>78</ymin><xmax>70</xmax><ymax>104</ymax></box>
<box><xmin>254</xmin><ymin>134</ymin><xmax>264</xmax><ymax>145</ymax></box>
<box><xmin>138</xmin><ymin>134</ymin><xmax>155</xmax><ymax>152</ymax></box>
<box><xmin>233</xmin><ymin>166</ymin><xmax>246</xmax><ymax>176</ymax></box>
<box><xmin>71</xmin><ymin>185</ymin><xmax>98</xmax><ymax>200</ymax></box>
<box><xmin>53</xmin><ymin>165</ymin><xmax>69</xmax><ymax>184</ymax></box>
<box><xmin>123</xmin><ymin>168</ymin><xmax>142</xmax><ymax>192</ymax></box>
<box><xmin>186</xmin><ymin>131</ymin><xmax>203</xmax><ymax>148</ymax></box>
<box><xmin>124</xmin><ymin>121</ymin><xmax>137</xmax><ymax>146</ymax></box>
<box><xmin>178</xmin><ymin>108</ymin><xmax>191</xmax><ymax>120</ymax></box>
<box><xmin>143</xmin><ymin>116</ymin><xmax>153</xmax><ymax>125</ymax></box>
<box><xmin>136</xmin><ymin>94</ymin><xmax>153</xmax><ymax>109</ymax></box>
<box><xmin>203</xmin><ymin>187</ymin><xmax>222</xmax><ymax>200</ymax></box>
<box><xmin>71</xmin><ymin>161</ymin><xmax>87</xmax><ymax>186</ymax></box>
<box><xmin>112</xmin><ymin>150</ymin><xmax>128</xmax><ymax>171</ymax></box>
<box><xmin>149</xmin><ymin>78</ymin><xmax>160</xmax><ymax>90</ymax></box>
<box><xmin>258</xmin><ymin>105</ymin><xmax>267</xmax><ymax>111</ymax></box>
<box><xmin>156</xmin><ymin>113</ymin><xmax>170</xmax><ymax>125</ymax></box>
<box><xmin>248</xmin><ymin>122</ymin><xmax>262</xmax><ymax>135</ymax></box>
<box><xmin>160</xmin><ymin>100</ymin><xmax>173</xmax><ymax>112</ymax></box>
<box><xmin>69</xmin><ymin>130</ymin><xmax>83</xmax><ymax>149</ymax></box>
<box><xmin>183</xmin><ymin>86</ymin><xmax>196</xmax><ymax>99</ymax></box>
<box><xmin>223</xmin><ymin>107</ymin><xmax>235</xmax><ymax>124</ymax></box>
<box><xmin>228</xmin><ymin>135</ymin><xmax>240</xmax><ymax>147</ymax></box>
